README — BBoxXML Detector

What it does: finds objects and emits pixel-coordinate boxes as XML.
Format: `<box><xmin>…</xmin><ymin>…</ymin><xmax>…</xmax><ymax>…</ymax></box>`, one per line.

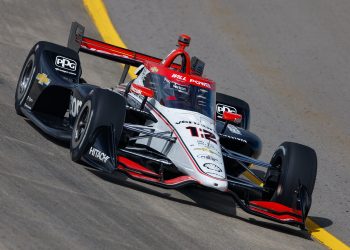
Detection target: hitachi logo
<box><xmin>88</xmin><ymin>147</ymin><xmax>110</xmax><ymax>163</ymax></box>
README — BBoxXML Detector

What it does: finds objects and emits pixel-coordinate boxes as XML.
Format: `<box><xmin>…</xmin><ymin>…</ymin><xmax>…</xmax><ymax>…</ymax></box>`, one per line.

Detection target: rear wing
<box><xmin>67</xmin><ymin>22</ymin><xmax>182</xmax><ymax>82</ymax></box>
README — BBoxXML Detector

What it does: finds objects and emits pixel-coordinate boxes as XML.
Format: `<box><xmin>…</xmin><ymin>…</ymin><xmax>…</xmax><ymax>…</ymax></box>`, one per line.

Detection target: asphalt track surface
<box><xmin>0</xmin><ymin>0</ymin><xmax>348</xmax><ymax>249</ymax></box>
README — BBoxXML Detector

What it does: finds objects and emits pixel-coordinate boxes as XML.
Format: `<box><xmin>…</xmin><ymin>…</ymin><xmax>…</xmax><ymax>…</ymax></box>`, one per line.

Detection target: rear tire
<box><xmin>264</xmin><ymin>142</ymin><xmax>317</xmax><ymax>214</ymax></box>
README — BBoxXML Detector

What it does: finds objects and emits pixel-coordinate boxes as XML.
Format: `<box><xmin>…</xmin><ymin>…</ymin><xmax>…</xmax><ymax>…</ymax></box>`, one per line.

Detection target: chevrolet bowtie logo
<box><xmin>150</xmin><ymin>66</ymin><xmax>158</xmax><ymax>73</ymax></box>
<box><xmin>36</xmin><ymin>73</ymin><xmax>51</xmax><ymax>86</ymax></box>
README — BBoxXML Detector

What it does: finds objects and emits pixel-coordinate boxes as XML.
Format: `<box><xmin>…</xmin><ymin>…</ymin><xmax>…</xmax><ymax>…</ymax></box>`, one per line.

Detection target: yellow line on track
<box><xmin>83</xmin><ymin>0</ymin><xmax>350</xmax><ymax>249</ymax></box>
<box><xmin>306</xmin><ymin>218</ymin><xmax>350</xmax><ymax>250</ymax></box>
<box><xmin>83</xmin><ymin>0</ymin><xmax>136</xmax><ymax>79</ymax></box>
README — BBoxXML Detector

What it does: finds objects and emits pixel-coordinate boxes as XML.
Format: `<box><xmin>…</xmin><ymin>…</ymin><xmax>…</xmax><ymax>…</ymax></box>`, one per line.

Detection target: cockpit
<box><xmin>143</xmin><ymin>71</ymin><xmax>215</xmax><ymax>119</ymax></box>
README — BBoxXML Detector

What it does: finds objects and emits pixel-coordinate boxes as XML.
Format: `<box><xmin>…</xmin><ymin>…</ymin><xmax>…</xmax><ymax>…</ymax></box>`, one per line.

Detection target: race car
<box><xmin>14</xmin><ymin>22</ymin><xmax>317</xmax><ymax>229</ymax></box>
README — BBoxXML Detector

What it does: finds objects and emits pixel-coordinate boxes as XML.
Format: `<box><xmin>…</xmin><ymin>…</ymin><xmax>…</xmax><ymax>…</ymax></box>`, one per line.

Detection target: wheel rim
<box><xmin>17</xmin><ymin>56</ymin><xmax>35</xmax><ymax>102</ymax></box>
<box><xmin>72</xmin><ymin>101</ymin><xmax>92</xmax><ymax>148</ymax></box>
<box><xmin>264</xmin><ymin>157</ymin><xmax>282</xmax><ymax>199</ymax></box>
<box><xmin>74</xmin><ymin>106</ymin><xmax>89</xmax><ymax>142</ymax></box>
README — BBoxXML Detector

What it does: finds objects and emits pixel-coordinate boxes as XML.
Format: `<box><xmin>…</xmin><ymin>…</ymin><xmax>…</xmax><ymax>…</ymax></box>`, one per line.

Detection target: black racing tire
<box><xmin>70</xmin><ymin>88</ymin><xmax>126</xmax><ymax>162</ymax></box>
<box><xmin>216</xmin><ymin>93</ymin><xmax>250</xmax><ymax>129</ymax></box>
<box><xmin>15</xmin><ymin>48</ymin><xmax>38</xmax><ymax>116</ymax></box>
<box><xmin>264</xmin><ymin>142</ymin><xmax>317</xmax><ymax>211</ymax></box>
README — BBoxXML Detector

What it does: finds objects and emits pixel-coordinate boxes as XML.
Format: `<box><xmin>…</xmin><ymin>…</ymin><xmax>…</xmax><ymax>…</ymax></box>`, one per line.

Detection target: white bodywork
<box><xmin>130</xmin><ymin>88</ymin><xmax>228</xmax><ymax>191</ymax></box>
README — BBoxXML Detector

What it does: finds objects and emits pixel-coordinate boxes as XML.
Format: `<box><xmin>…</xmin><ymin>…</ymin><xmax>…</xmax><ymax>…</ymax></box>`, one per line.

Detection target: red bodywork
<box><xmin>117</xmin><ymin>156</ymin><xmax>197</xmax><ymax>188</ymax></box>
<box><xmin>248</xmin><ymin>201</ymin><xmax>303</xmax><ymax>223</ymax></box>
<box><xmin>80</xmin><ymin>36</ymin><xmax>215</xmax><ymax>90</ymax></box>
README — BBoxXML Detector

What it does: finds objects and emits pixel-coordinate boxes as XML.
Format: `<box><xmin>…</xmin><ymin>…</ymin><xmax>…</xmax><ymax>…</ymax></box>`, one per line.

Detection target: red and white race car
<box><xmin>15</xmin><ymin>22</ymin><xmax>317</xmax><ymax>229</ymax></box>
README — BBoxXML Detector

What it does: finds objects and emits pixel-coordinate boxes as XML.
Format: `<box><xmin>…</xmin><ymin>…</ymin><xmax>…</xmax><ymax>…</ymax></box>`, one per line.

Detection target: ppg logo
<box><xmin>216</xmin><ymin>104</ymin><xmax>237</xmax><ymax>118</ymax></box>
<box><xmin>55</xmin><ymin>56</ymin><xmax>77</xmax><ymax>71</ymax></box>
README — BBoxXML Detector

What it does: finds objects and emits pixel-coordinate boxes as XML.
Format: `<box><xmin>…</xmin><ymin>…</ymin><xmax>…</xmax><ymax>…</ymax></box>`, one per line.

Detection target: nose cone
<box><xmin>167</xmin><ymin>110</ymin><xmax>227</xmax><ymax>190</ymax></box>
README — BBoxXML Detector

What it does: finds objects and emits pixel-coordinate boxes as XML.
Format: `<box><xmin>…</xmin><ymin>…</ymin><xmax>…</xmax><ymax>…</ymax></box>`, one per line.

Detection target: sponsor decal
<box><xmin>175</xmin><ymin>120</ymin><xmax>214</xmax><ymax>132</ymax></box>
<box><xmin>171</xmin><ymin>73</ymin><xmax>211</xmax><ymax>89</ymax></box>
<box><xmin>26</xmin><ymin>96</ymin><xmax>33</xmax><ymax>103</ymax></box>
<box><xmin>216</xmin><ymin>103</ymin><xmax>237</xmax><ymax>119</ymax></box>
<box><xmin>126</xmin><ymin>105</ymin><xmax>149</xmax><ymax>114</ymax></box>
<box><xmin>197</xmin><ymin>154</ymin><xmax>219</xmax><ymax>162</ymax></box>
<box><xmin>189</xmin><ymin>78</ymin><xmax>211</xmax><ymax>89</ymax></box>
<box><xmin>55</xmin><ymin>56</ymin><xmax>77</xmax><ymax>76</ymax></box>
<box><xmin>69</xmin><ymin>96</ymin><xmax>82</xmax><ymax>117</ymax></box>
<box><xmin>55</xmin><ymin>56</ymin><xmax>77</xmax><ymax>71</ymax></box>
<box><xmin>203</xmin><ymin>163</ymin><xmax>222</xmax><ymax>172</ymax></box>
<box><xmin>227</xmin><ymin>124</ymin><xmax>242</xmax><ymax>135</ymax></box>
<box><xmin>186</xmin><ymin>126</ymin><xmax>217</xmax><ymax>144</ymax></box>
<box><xmin>36</xmin><ymin>73</ymin><xmax>51</xmax><ymax>86</ymax></box>
<box><xmin>88</xmin><ymin>147</ymin><xmax>110</xmax><ymax>163</ymax></box>
<box><xmin>172</xmin><ymin>83</ymin><xmax>188</xmax><ymax>93</ymax></box>
<box><xmin>194</xmin><ymin>147</ymin><xmax>221</xmax><ymax>156</ymax></box>
<box><xmin>220</xmin><ymin>134</ymin><xmax>247</xmax><ymax>143</ymax></box>
<box><xmin>55</xmin><ymin>67</ymin><xmax>77</xmax><ymax>76</ymax></box>
<box><xmin>196</xmin><ymin>140</ymin><xmax>217</xmax><ymax>149</ymax></box>
<box><xmin>172</xmin><ymin>73</ymin><xmax>187</xmax><ymax>81</ymax></box>
<box><xmin>150</xmin><ymin>66</ymin><xmax>158</xmax><ymax>73</ymax></box>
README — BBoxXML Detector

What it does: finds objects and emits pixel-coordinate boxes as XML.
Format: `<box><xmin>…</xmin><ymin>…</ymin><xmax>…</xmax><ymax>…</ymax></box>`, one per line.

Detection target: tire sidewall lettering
<box><xmin>70</xmin><ymin>95</ymin><xmax>82</xmax><ymax>117</ymax></box>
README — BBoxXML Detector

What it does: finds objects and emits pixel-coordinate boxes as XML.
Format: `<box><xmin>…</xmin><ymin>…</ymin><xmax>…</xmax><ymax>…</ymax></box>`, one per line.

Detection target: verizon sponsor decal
<box><xmin>88</xmin><ymin>147</ymin><xmax>110</xmax><ymax>163</ymax></box>
<box><xmin>175</xmin><ymin>120</ymin><xmax>214</xmax><ymax>132</ymax></box>
<box><xmin>172</xmin><ymin>83</ymin><xmax>189</xmax><ymax>93</ymax></box>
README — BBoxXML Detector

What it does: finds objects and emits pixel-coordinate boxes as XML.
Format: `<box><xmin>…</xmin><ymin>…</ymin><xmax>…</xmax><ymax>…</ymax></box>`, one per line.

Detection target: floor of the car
<box><xmin>33</xmin><ymin>111</ymin><xmax>72</xmax><ymax>132</ymax></box>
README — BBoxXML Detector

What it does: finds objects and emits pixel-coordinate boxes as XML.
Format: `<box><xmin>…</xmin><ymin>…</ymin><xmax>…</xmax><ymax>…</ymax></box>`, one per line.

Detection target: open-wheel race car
<box><xmin>15</xmin><ymin>22</ymin><xmax>317</xmax><ymax>229</ymax></box>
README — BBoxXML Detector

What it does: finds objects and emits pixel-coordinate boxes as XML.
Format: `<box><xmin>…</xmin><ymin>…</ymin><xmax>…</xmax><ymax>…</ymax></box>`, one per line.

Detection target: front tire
<box><xmin>71</xmin><ymin>99</ymin><xmax>93</xmax><ymax>162</ymax></box>
<box><xmin>264</xmin><ymin>142</ymin><xmax>317</xmax><ymax>215</ymax></box>
<box><xmin>70</xmin><ymin>88</ymin><xmax>126</xmax><ymax>162</ymax></box>
<box><xmin>15</xmin><ymin>52</ymin><xmax>37</xmax><ymax>116</ymax></box>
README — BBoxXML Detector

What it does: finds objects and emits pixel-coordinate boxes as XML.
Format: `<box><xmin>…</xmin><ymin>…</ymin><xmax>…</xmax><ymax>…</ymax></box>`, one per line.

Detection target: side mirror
<box><xmin>222</xmin><ymin>111</ymin><xmax>242</xmax><ymax>124</ymax></box>
<box><xmin>130</xmin><ymin>83</ymin><xmax>154</xmax><ymax>110</ymax></box>
<box><xmin>131</xmin><ymin>83</ymin><xmax>154</xmax><ymax>98</ymax></box>
<box><xmin>221</xmin><ymin>111</ymin><xmax>242</xmax><ymax>134</ymax></box>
